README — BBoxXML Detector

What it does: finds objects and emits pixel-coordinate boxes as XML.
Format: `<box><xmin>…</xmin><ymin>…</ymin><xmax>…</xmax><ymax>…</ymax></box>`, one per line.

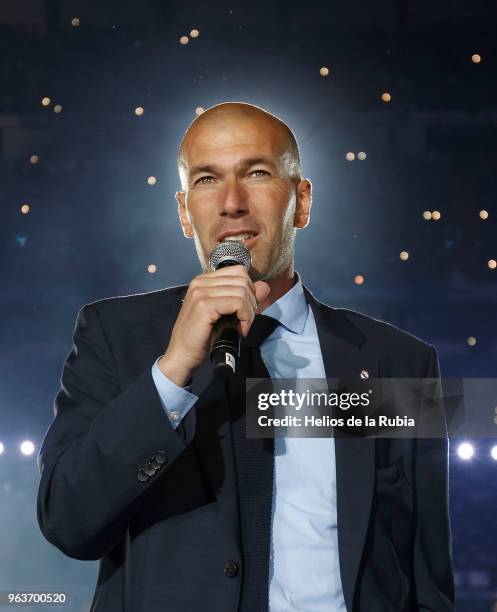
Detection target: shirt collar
<box><xmin>261</xmin><ymin>271</ymin><xmax>308</xmax><ymax>335</ymax></box>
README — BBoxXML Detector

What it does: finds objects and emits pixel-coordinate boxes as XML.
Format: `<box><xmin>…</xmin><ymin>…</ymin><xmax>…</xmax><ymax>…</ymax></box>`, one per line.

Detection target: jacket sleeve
<box><xmin>37</xmin><ymin>303</ymin><xmax>194</xmax><ymax>561</ymax></box>
<box><xmin>413</xmin><ymin>345</ymin><xmax>455</xmax><ymax>611</ymax></box>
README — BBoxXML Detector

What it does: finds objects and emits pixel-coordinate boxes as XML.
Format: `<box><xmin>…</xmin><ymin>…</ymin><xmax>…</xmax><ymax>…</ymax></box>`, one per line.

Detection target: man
<box><xmin>37</xmin><ymin>102</ymin><xmax>454</xmax><ymax>611</ymax></box>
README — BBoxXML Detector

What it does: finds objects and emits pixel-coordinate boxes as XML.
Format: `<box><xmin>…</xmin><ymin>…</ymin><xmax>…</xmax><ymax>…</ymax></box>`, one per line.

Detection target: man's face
<box><xmin>176</xmin><ymin>116</ymin><xmax>311</xmax><ymax>281</ymax></box>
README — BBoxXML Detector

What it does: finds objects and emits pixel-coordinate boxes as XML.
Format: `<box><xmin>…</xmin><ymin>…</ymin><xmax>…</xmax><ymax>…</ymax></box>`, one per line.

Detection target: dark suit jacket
<box><xmin>37</xmin><ymin>283</ymin><xmax>454</xmax><ymax>612</ymax></box>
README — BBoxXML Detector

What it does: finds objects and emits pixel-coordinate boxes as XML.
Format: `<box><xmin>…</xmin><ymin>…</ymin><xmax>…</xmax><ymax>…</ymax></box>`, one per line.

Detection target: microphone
<box><xmin>208</xmin><ymin>240</ymin><xmax>252</xmax><ymax>378</ymax></box>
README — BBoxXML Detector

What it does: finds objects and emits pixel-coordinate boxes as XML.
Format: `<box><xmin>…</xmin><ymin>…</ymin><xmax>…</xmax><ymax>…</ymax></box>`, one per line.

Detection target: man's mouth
<box><xmin>216</xmin><ymin>231</ymin><xmax>259</xmax><ymax>247</ymax></box>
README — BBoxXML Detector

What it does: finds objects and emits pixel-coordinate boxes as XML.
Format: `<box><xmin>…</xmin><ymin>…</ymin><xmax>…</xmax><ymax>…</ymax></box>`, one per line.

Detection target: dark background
<box><xmin>0</xmin><ymin>0</ymin><xmax>496</xmax><ymax>610</ymax></box>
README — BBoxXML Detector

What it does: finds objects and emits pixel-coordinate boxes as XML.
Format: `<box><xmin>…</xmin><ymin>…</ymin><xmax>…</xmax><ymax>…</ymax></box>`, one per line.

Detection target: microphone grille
<box><xmin>209</xmin><ymin>240</ymin><xmax>252</xmax><ymax>271</ymax></box>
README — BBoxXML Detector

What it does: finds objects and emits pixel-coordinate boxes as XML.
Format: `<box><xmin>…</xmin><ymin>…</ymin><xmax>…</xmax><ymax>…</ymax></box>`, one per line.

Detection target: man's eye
<box><xmin>195</xmin><ymin>170</ymin><xmax>268</xmax><ymax>185</ymax></box>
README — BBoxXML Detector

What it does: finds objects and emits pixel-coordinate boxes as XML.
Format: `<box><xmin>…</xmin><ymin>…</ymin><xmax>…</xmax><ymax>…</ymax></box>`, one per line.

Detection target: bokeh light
<box><xmin>20</xmin><ymin>440</ymin><xmax>35</xmax><ymax>456</ymax></box>
<box><xmin>457</xmin><ymin>442</ymin><xmax>474</xmax><ymax>460</ymax></box>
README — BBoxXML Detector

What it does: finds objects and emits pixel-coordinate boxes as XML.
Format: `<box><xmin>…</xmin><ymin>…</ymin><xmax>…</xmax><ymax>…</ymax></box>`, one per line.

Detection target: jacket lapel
<box><xmin>303</xmin><ymin>284</ymin><xmax>377</xmax><ymax>612</ymax></box>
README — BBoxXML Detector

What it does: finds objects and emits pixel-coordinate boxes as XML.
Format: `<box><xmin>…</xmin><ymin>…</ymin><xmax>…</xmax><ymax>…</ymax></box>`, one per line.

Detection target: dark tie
<box><xmin>228</xmin><ymin>314</ymin><xmax>280</xmax><ymax>612</ymax></box>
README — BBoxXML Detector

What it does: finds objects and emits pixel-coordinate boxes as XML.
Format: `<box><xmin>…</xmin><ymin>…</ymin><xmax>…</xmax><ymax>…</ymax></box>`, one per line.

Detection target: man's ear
<box><xmin>294</xmin><ymin>179</ymin><xmax>312</xmax><ymax>229</ymax></box>
<box><xmin>176</xmin><ymin>191</ymin><xmax>194</xmax><ymax>238</ymax></box>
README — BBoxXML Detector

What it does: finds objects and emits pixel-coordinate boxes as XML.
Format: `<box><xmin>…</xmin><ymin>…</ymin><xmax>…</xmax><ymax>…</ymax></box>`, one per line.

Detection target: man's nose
<box><xmin>219</xmin><ymin>177</ymin><xmax>248</xmax><ymax>216</ymax></box>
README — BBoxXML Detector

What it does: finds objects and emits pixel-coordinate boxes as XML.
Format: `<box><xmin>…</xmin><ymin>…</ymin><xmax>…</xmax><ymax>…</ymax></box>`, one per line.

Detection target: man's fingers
<box><xmin>198</xmin><ymin>265</ymin><xmax>256</xmax><ymax>293</ymax></box>
<box><xmin>188</xmin><ymin>284</ymin><xmax>257</xmax><ymax>312</ymax></box>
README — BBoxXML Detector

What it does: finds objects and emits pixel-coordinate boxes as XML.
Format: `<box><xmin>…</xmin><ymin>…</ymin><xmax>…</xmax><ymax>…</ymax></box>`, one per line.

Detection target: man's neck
<box><xmin>255</xmin><ymin>265</ymin><xmax>297</xmax><ymax>314</ymax></box>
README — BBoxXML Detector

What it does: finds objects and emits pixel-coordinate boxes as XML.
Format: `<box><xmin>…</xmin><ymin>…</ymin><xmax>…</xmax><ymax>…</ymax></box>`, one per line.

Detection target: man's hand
<box><xmin>158</xmin><ymin>265</ymin><xmax>270</xmax><ymax>387</ymax></box>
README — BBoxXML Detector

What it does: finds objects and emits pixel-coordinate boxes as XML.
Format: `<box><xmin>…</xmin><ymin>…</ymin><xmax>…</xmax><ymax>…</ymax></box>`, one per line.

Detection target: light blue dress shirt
<box><xmin>151</xmin><ymin>273</ymin><xmax>347</xmax><ymax>611</ymax></box>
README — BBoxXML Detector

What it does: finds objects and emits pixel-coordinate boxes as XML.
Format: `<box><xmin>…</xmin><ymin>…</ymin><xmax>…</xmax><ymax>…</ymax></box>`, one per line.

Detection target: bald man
<box><xmin>161</xmin><ymin>103</ymin><xmax>311</xmax><ymax>383</ymax></box>
<box><xmin>37</xmin><ymin>102</ymin><xmax>454</xmax><ymax>612</ymax></box>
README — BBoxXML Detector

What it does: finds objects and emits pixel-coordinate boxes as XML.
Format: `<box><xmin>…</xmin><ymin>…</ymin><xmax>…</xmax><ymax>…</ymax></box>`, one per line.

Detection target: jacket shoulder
<box><xmin>336</xmin><ymin>306</ymin><xmax>433</xmax><ymax>352</ymax></box>
<box><xmin>316</xmin><ymin>303</ymin><xmax>437</xmax><ymax>376</ymax></box>
<box><xmin>82</xmin><ymin>284</ymin><xmax>188</xmax><ymax>318</ymax></box>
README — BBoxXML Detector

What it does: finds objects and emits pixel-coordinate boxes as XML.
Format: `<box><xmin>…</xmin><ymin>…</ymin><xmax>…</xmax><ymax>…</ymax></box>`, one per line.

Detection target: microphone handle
<box><xmin>210</xmin><ymin>313</ymin><xmax>240</xmax><ymax>379</ymax></box>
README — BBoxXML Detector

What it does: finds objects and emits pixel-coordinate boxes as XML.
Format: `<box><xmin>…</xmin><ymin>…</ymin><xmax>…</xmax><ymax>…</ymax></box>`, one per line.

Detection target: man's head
<box><xmin>175</xmin><ymin>102</ymin><xmax>312</xmax><ymax>281</ymax></box>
